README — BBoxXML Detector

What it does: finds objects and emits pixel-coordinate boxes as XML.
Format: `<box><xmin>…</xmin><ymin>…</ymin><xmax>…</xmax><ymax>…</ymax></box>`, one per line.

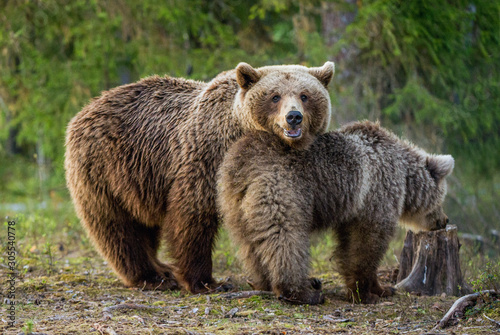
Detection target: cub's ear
<box><xmin>236</xmin><ymin>62</ymin><xmax>261</xmax><ymax>90</ymax></box>
<box><xmin>309</xmin><ymin>61</ymin><xmax>335</xmax><ymax>88</ymax></box>
<box><xmin>426</xmin><ymin>155</ymin><xmax>454</xmax><ymax>182</ymax></box>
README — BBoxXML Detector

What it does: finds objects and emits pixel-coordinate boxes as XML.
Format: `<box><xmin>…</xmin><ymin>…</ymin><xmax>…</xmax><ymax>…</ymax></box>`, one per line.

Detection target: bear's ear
<box><xmin>426</xmin><ymin>155</ymin><xmax>454</xmax><ymax>182</ymax></box>
<box><xmin>309</xmin><ymin>61</ymin><xmax>335</xmax><ymax>88</ymax></box>
<box><xmin>236</xmin><ymin>62</ymin><xmax>261</xmax><ymax>90</ymax></box>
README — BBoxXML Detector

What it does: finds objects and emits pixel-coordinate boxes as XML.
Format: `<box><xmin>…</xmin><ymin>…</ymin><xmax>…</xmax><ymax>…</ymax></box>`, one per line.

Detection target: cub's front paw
<box><xmin>309</xmin><ymin>277</ymin><xmax>322</xmax><ymax>291</ymax></box>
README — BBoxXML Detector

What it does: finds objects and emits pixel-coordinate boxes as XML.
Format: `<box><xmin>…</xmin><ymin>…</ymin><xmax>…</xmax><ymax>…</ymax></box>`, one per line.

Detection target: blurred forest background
<box><xmin>0</xmin><ymin>0</ymin><xmax>499</xmax><ymax>256</ymax></box>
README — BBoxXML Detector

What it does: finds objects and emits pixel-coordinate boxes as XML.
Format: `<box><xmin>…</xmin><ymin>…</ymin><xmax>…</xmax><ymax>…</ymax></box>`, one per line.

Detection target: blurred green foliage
<box><xmin>0</xmin><ymin>0</ymin><xmax>499</xmax><ymax>240</ymax></box>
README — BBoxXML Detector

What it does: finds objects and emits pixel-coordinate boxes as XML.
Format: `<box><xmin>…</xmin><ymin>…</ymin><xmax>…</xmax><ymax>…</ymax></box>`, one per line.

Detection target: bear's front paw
<box><xmin>309</xmin><ymin>277</ymin><xmax>322</xmax><ymax>291</ymax></box>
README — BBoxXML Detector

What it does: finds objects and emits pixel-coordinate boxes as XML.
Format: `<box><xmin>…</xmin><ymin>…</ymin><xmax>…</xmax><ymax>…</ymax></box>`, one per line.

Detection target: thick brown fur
<box><xmin>65</xmin><ymin>62</ymin><xmax>334</xmax><ymax>293</ymax></box>
<box><xmin>218</xmin><ymin>121</ymin><xmax>454</xmax><ymax>304</ymax></box>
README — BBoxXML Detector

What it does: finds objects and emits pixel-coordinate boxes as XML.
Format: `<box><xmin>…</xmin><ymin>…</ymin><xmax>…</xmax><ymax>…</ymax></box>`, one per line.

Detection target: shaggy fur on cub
<box><xmin>218</xmin><ymin>121</ymin><xmax>453</xmax><ymax>304</ymax></box>
<box><xmin>65</xmin><ymin>61</ymin><xmax>334</xmax><ymax>293</ymax></box>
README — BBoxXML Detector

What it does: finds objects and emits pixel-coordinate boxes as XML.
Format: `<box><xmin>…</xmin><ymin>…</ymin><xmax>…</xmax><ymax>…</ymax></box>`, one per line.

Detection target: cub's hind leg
<box><xmin>335</xmin><ymin>221</ymin><xmax>395</xmax><ymax>304</ymax></box>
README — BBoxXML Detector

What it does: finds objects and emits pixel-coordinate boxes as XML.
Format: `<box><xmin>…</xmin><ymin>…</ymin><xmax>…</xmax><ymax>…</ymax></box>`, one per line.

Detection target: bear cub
<box><xmin>218</xmin><ymin>121</ymin><xmax>454</xmax><ymax>304</ymax></box>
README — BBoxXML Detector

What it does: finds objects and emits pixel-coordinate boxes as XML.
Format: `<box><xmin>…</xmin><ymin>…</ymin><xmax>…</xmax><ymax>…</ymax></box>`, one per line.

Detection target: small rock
<box><xmin>191</xmin><ymin>307</ymin><xmax>199</xmax><ymax>314</ymax></box>
<box><xmin>226</xmin><ymin>307</ymin><xmax>239</xmax><ymax>318</ymax></box>
<box><xmin>379</xmin><ymin>301</ymin><xmax>394</xmax><ymax>306</ymax></box>
<box><xmin>102</xmin><ymin>312</ymin><xmax>112</xmax><ymax>321</ymax></box>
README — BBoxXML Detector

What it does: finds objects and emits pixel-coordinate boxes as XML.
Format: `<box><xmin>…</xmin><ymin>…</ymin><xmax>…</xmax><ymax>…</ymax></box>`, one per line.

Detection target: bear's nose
<box><xmin>286</xmin><ymin>111</ymin><xmax>303</xmax><ymax>127</ymax></box>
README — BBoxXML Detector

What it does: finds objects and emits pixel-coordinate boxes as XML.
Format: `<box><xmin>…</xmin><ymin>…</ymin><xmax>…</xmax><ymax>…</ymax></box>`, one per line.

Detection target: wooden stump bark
<box><xmin>396</xmin><ymin>225</ymin><xmax>471</xmax><ymax>296</ymax></box>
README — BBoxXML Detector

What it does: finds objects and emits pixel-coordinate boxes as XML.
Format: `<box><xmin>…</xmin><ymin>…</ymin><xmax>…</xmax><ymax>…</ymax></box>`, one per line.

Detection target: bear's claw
<box><xmin>309</xmin><ymin>277</ymin><xmax>322</xmax><ymax>290</ymax></box>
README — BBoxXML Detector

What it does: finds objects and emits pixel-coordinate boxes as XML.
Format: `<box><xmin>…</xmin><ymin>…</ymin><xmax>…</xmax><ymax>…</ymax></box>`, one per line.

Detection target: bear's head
<box><xmin>402</xmin><ymin>154</ymin><xmax>454</xmax><ymax>231</ymax></box>
<box><xmin>234</xmin><ymin>62</ymin><xmax>335</xmax><ymax>149</ymax></box>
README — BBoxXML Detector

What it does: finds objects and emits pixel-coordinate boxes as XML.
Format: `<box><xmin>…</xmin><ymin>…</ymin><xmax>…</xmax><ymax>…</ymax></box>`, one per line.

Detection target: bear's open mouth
<box><xmin>284</xmin><ymin>128</ymin><xmax>302</xmax><ymax>138</ymax></box>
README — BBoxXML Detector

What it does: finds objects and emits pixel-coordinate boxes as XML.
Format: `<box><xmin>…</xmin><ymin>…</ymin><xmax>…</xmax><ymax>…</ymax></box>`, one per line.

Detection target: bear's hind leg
<box><xmin>78</xmin><ymin>194</ymin><xmax>178</xmax><ymax>290</ymax></box>
<box><xmin>164</xmin><ymin>210</ymin><xmax>223</xmax><ymax>293</ymax></box>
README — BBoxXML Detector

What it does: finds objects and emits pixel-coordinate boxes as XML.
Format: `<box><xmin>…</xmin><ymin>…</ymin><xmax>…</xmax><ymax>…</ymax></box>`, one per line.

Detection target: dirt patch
<box><xmin>2</xmin><ymin>251</ymin><xmax>499</xmax><ymax>335</ymax></box>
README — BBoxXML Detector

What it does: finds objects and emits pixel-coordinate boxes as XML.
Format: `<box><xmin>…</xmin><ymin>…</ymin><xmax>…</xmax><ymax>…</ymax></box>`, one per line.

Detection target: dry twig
<box><xmin>218</xmin><ymin>290</ymin><xmax>273</xmax><ymax>300</ymax></box>
<box><xmin>483</xmin><ymin>313</ymin><xmax>500</xmax><ymax>328</ymax></box>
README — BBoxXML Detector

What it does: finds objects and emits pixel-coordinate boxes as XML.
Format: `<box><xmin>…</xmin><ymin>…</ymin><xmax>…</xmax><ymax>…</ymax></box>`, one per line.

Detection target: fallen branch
<box><xmin>436</xmin><ymin>290</ymin><xmax>499</xmax><ymax>329</ymax></box>
<box><xmin>218</xmin><ymin>290</ymin><xmax>273</xmax><ymax>300</ymax></box>
<box><xmin>483</xmin><ymin>313</ymin><xmax>500</xmax><ymax>328</ymax></box>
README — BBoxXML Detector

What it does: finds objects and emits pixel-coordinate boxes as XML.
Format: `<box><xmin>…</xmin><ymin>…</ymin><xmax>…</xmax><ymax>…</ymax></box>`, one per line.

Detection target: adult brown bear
<box><xmin>65</xmin><ymin>62</ymin><xmax>334</xmax><ymax>293</ymax></box>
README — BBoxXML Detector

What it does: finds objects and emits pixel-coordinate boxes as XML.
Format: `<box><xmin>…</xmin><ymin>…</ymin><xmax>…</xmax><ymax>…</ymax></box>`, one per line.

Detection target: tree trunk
<box><xmin>396</xmin><ymin>225</ymin><xmax>471</xmax><ymax>296</ymax></box>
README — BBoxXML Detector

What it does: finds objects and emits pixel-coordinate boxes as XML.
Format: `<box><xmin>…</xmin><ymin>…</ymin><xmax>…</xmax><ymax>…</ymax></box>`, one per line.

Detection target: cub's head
<box><xmin>402</xmin><ymin>154</ymin><xmax>454</xmax><ymax>231</ymax></box>
<box><xmin>424</xmin><ymin>206</ymin><xmax>450</xmax><ymax>231</ymax></box>
<box><xmin>234</xmin><ymin>61</ymin><xmax>334</xmax><ymax>149</ymax></box>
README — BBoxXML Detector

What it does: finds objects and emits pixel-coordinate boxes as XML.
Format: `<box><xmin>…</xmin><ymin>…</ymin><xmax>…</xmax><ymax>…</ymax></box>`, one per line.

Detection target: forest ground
<box><xmin>1</xmin><ymin>204</ymin><xmax>499</xmax><ymax>335</ymax></box>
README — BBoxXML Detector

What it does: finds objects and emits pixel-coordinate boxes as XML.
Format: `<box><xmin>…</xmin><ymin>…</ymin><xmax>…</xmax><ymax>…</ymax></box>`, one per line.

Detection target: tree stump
<box><xmin>396</xmin><ymin>225</ymin><xmax>471</xmax><ymax>296</ymax></box>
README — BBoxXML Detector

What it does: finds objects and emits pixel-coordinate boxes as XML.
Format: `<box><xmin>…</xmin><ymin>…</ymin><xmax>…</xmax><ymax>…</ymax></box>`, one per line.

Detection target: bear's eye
<box><xmin>272</xmin><ymin>95</ymin><xmax>281</xmax><ymax>103</ymax></box>
<box><xmin>300</xmin><ymin>94</ymin><xmax>308</xmax><ymax>102</ymax></box>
